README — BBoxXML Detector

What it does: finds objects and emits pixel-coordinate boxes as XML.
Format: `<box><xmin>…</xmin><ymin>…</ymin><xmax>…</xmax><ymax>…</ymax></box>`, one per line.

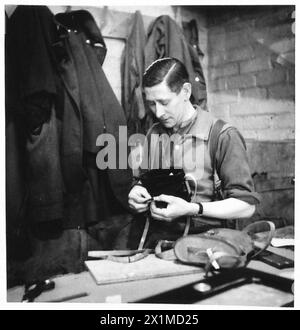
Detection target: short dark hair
<box><xmin>142</xmin><ymin>57</ymin><xmax>189</xmax><ymax>94</ymax></box>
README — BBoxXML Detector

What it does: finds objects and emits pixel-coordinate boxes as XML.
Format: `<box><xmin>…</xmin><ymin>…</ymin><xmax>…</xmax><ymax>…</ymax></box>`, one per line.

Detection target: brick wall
<box><xmin>207</xmin><ymin>6</ymin><xmax>295</xmax><ymax>141</ymax></box>
<box><xmin>206</xmin><ymin>6</ymin><xmax>295</xmax><ymax>225</ymax></box>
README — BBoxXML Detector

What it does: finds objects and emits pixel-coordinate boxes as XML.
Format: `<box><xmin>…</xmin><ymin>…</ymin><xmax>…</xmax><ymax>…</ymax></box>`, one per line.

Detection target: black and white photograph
<box><xmin>3</xmin><ymin>1</ymin><xmax>296</xmax><ymax>311</ymax></box>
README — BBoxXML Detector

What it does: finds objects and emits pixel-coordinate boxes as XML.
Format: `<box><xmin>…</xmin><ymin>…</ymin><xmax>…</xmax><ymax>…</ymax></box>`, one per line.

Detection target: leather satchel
<box><xmin>174</xmin><ymin>221</ymin><xmax>275</xmax><ymax>271</ymax></box>
<box><xmin>136</xmin><ymin>168</ymin><xmax>193</xmax><ymax>250</ymax></box>
<box><xmin>139</xmin><ymin>168</ymin><xmax>191</xmax><ymax>202</ymax></box>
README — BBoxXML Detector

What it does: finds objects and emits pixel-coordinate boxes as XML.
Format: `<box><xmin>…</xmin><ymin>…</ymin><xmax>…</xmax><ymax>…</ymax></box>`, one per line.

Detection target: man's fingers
<box><xmin>130</xmin><ymin>194</ymin><xmax>150</xmax><ymax>204</ymax></box>
<box><xmin>154</xmin><ymin>194</ymin><xmax>173</xmax><ymax>203</ymax></box>
<box><xmin>129</xmin><ymin>199</ymin><xmax>149</xmax><ymax>212</ymax></box>
<box><xmin>150</xmin><ymin>204</ymin><xmax>168</xmax><ymax>219</ymax></box>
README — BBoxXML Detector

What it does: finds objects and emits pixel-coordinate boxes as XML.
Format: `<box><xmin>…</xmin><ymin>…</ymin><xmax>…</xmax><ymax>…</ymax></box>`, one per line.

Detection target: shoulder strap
<box><xmin>209</xmin><ymin>119</ymin><xmax>228</xmax><ymax>202</ymax></box>
<box><xmin>209</xmin><ymin>119</ymin><xmax>227</xmax><ymax>170</ymax></box>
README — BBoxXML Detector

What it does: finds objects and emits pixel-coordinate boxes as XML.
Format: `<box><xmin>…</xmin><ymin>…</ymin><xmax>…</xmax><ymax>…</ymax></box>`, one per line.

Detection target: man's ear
<box><xmin>182</xmin><ymin>82</ymin><xmax>192</xmax><ymax>100</ymax></box>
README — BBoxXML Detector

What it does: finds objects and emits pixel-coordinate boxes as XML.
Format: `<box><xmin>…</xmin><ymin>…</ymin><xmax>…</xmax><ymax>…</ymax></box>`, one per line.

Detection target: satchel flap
<box><xmin>205</xmin><ymin>228</ymin><xmax>253</xmax><ymax>256</ymax></box>
<box><xmin>174</xmin><ymin>233</ymin><xmax>240</xmax><ymax>265</ymax></box>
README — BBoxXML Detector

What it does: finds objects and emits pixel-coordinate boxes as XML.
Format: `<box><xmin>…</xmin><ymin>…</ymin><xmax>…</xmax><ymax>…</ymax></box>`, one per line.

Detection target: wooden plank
<box><xmin>85</xmin><ymin>254</ymin><xmax>204</xmax><ymax>285</ymax></box>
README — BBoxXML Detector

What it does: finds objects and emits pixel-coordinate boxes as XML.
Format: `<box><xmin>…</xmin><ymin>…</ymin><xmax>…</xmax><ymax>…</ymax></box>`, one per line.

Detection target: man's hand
<box><xmin>150</xmin><ymin>194</ymin><xmax>195</xmax><ymax>222</ymax></box>
<box><xmin>128</xmin><ymin>185</ymin><xmax>152</xmax><ymax>213</ymax></box>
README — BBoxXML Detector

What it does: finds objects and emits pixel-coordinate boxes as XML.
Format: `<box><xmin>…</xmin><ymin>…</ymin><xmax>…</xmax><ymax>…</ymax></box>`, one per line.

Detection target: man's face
<box><xmin>144</xmin><ymin>80</ymin><xmax>186</xmax><ymax>129</ymax></box>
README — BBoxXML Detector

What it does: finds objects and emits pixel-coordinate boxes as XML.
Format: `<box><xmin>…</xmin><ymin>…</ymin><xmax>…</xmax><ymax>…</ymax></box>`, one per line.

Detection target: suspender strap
<box><xmin>209</xmin><ymin>119</ymin><xmax>227</xmax><ymax>174</ymax></box>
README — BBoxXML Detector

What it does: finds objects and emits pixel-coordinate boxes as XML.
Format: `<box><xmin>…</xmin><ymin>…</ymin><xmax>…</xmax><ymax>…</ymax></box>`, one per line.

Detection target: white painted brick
<box><xmin>225</xmin><ymin>46</ymin><xmax>254</xmax><ymax>63</ymax></box>
<box><xmin>255</xmin><ymin>128</ymin><xmax>295</xmax><ymax>140</ymax></box>
<box><xmin>224</xmin><ymin>18</ymin><xmax>255</xmax><ymax>32</ymax></box>
<box><xmin>209</xmin><ymin>104</ymin><xmax>231</xmax><ymax>121</ymax></box>
<box><xmin>226</xmin><ymin>74</ymin><xmax>256</xmax><ymax>90</ymax></box>
<box><xmin>268</xmin><ymin>84</ymin><xmax>295</xmax><ymax>100</ymax></box>
<box><xmin>255</xmin><ymin>69</ymin><xmax>287</xmax><ymax>86</ymax></box>
<box><xmin>210</xmin><ymin>63</ymin><xmax>239</xmax><ymax>79</ymax></box>
<box><xmin>208</xmin><ymin>90</ymin><xmax>239</xmax><ymax>105</ymax></box>
<box><xmin>240</xmin><ymin>57</ymin><xmax>272</xmax><ymax>73</ymax></box>
<box><xmin>207</xmin><ymin>77</ymin><xmax>227</xmax><ymax>92</ymax></box>
<box><xmin>229</xmin><ymin>99</ymin><xmax>295</xmax><ymax>116</ymax></box>
<box><xmin>240</xmin><ymin>128</ymin><xmax>294</xmax><ymax>141</ymax></box>
<box><xmin>231</xmin><ymin>114</ymin><xmax>273</xmax><ymax>131</ymax></box>
<box><xmin>208</xmin><ymin>33</ymin><xmax>226</xmax><ymax>51</ymax></box>
<box><xmin>208</xmin><ymin>52</ymin><xmax>226</xmax><ymax>67</ymax></box>
<box><xmin>271</xmin><ymin>113</ymin><xmax>295</xmax><ymax>129</ymax></box>
<box><xmin>225</xmin><ymin>30</ymin><xmax>252</xmax><ymax>49</ymax></box>
<box><xmin>239</xmin><ymin>129</ymin><xmax>259</xmax><ymax>140</ymax></box>
<box><xmin>240</xmin><ymin>87</ymin><xmax>268</xmax><ymax>99</ymax></box>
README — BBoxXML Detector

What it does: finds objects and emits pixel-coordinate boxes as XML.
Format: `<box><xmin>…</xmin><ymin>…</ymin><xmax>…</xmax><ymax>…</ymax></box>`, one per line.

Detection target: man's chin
<box><xmin>161</xmin><ymin>119</ymin><xmax>173</xmax><ymax>127</ymax></box>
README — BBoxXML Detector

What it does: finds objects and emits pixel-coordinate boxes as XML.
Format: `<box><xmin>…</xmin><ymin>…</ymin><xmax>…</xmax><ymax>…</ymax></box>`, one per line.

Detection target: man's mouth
<box><xmin>161</xmin><ymin>118</ymin><xmax>169</xmax><ymax>123</ymax></box>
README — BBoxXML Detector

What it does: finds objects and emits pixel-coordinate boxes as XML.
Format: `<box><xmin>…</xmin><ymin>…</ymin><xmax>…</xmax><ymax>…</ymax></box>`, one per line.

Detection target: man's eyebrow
<box><xmin>155</xmin><ymin>98</ymin><xmax>170</xmax><ymax>103</ymax></box>
<box><xmin>146</xmin><ymin>98</ymin><xmax>169</xmax><ymax>103</ymax></box>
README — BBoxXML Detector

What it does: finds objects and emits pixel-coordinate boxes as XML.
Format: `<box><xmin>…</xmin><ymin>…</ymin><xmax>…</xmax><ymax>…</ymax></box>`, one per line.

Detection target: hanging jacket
<box><xmin>6</xmin><ymin>5</ymin><xmax>65</xmax><ymax>224</ymax></box>
<box><xmin>6</xmin><ymin>7</ymin><xmax>132</xmax><ymax>227</ymax></box>
<box><xmin>53</xmin><ymin>10</ymin><xmax>132</xmax><ymax>216</ymax></box>
<box><xmin>145</xmin><ymin>15</ymin><xmax>207</xmax><ymax>107</ymax></box>
<box><xmin>121</xmin><ymin>11</ymin><xmax>147</xmax><ymax>135</ymax></box>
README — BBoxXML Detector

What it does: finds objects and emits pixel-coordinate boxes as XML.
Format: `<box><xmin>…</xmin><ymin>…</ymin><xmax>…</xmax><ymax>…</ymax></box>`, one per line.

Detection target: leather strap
<box><xmin>205</xmin><ymin>220</ymin><xmax>276</xmax><ymax>270</ymax></box>
<box><xmin>138</xmin><ymin>215</ymin><xmax>150</xmax><ymax>250</ymax></box>
<box><xmin>154</xmin><ymin>240</ymin><xmax>176</xmax><ymax>260</ymax></box>
<box><xmin>87</xmin><ymin>248</ymin><xmax>153</xmax><ymax>263</ymax></box>
<box><xmin>242</xmin><ymin>220</ymin><xmax>276</xmax><ymax>260</ymax></box>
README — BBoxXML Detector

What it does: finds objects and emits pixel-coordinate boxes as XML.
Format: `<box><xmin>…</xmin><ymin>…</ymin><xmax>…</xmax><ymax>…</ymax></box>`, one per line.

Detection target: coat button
<box><xmin>86</xmin><ymin>39</ymin><xmax>91</xmax><ymax>44</ymax></box>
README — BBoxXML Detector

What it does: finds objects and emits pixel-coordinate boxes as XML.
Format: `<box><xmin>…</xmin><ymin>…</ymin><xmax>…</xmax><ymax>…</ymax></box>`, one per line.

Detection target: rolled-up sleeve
<box><xmin>216</xmin><ymin>128</ymin><xmax>261</xmax><ymax>205</ymax></box>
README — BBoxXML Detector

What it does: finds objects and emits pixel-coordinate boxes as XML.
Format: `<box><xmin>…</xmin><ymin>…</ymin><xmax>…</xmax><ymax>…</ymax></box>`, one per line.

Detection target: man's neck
<box><xmin>173</xmin><ymin>102</ymin><xmax>197</xmax><ymax>133</ymax></box>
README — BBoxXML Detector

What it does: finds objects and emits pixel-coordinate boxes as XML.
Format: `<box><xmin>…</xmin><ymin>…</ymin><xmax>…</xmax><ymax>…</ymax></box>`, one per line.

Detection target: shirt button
<box><xmin>195</xmin><ymin>77</ymin><xmax>200</xmax><ymax>82</ymax></box>
<box><xmin>86</xmin><ymin>39</ymin><xmax>91</xmax><ymax>44</ymax></box>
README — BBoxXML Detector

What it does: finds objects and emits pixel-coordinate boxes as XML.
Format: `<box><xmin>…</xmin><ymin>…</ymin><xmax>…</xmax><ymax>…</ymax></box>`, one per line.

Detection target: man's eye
<box><xmin>147</xmin><ymin>101</ymin><xmax>156</xmax><ymax>107</ymax></box>
<box><xmin>161</xmin><ymin>102</ymin><xmax>169</xmax><ymax>106</ymax></box>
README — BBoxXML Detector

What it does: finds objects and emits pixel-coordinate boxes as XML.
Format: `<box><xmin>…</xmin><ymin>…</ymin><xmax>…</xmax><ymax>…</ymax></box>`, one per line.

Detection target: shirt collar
<box><xmin>182</xmin><ymin>106</ymin><xmax>215</xmax><ymax>141</ymax></box>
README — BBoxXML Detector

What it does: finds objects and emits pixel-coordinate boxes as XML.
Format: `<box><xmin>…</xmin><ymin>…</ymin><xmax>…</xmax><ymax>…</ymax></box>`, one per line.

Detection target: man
<box><xmin>128</xmin><ymin>57</ymin><xmax>260</xmax><ymax>247</ymax></box>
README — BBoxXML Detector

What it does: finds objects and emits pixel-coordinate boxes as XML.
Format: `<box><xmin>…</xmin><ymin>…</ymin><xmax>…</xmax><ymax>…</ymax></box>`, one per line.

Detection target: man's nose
<box><xmin>155</xmin><ymin>103</ymin><xmax>165</xmax><ymax>118</ymax></box>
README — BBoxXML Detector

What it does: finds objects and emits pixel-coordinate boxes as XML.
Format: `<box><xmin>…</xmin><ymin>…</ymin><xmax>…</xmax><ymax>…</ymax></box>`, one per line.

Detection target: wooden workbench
<box><xmin>7</xmin><ymin>246</ymin><xmax>293</xmax><ymax>306</ymax></box>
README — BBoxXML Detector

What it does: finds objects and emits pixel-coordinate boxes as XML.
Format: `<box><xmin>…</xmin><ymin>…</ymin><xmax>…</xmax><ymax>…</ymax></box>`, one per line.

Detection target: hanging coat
<box><xmin>121</xmin><ymin>10</ymin><xmax>147</xmax><ymax>135</ymax></box>
<box><xmin>53</xmin><ymin>10</ymin><xmax>132</xmax><ymax>225</ymax></box>
<box><xmin>6</xmin><ymin>5</ymin><xmax>65</xmax><ymax>224</ymax></box>
<box><xmin>145</xmin><ymin>15</ymin><xmax>207</xmax><ymax>107</ymax></box>
<box><xmin>7</xmin><ymin>6</ymin><xmax>132</xmax><ymax>227</ymax></box>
